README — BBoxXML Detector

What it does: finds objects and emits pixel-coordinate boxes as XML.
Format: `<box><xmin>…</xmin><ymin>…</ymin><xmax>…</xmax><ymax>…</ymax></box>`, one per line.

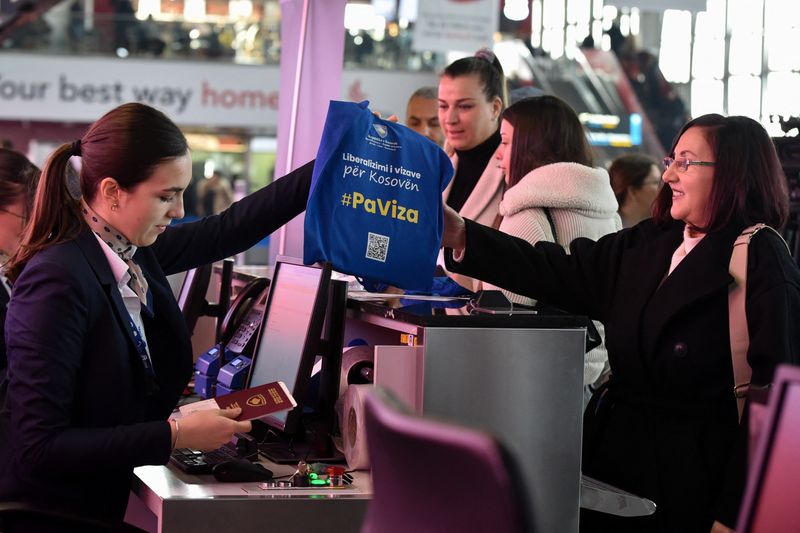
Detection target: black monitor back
<box><xmin>177</xmin><ymin>263</ymin><xmax>213</xmax><ymax>336</ymax></box>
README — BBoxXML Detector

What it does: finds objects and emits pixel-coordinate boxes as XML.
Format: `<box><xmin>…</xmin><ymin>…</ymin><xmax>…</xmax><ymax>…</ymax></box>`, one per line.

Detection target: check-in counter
<box><xmin>136</xmin><ymin>270</ymin><xmax>587</xmax><ymax>533</ymax></box>
<box><xmin>346</xmin><ymin>297</ymin><xmax>587</xmax><ymax>533</ymax></box>
<box><xmin>132</xmin><ymin>460</ymin><xmax>371</xmax><ymax>533</ymax></box>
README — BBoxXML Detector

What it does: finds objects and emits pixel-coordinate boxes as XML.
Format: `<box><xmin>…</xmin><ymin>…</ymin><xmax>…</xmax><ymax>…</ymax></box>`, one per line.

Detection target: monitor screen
<box><xmin>246</xmin><ymin>257</ymin><xmax>331</xmax><ymax>434</ymax></box>
<box><xmin>177</xmin><ymin>263</ymin><xmax>212</xmax><ymax>335</ymax></box>
<box><xmin>737</xmin><ymin>366</ymin><xmax>800</xmax><ymax>532</ymax></box>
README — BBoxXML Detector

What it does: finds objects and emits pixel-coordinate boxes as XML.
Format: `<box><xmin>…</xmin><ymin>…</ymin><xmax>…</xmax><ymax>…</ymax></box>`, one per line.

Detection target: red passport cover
<box><xmin>214</xmin><ymin>381</ymin><xmax>297</xmax><ymax>421</ymax></box>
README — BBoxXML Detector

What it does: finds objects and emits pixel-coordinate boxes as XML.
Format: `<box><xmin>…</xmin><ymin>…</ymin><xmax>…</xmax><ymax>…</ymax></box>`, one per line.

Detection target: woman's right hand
<box><xmin>173</xmin><ymin>408</ymin><xmax>252</xmax><ymax>451</ymax></box>
<box><xmin>442</xmin><ymin>203</ymin><xmax>466</xmax><ymax>251</ymax></box>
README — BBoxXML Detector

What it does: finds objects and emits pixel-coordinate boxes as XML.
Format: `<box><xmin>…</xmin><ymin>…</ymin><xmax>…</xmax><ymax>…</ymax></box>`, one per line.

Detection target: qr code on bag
<box><xmin>366</xmin><ymin>232</ymin><xmax>390</xmax><ymax>262</ymax></box>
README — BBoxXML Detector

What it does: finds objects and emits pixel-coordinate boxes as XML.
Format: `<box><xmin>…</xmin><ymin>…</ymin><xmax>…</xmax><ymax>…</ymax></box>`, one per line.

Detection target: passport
<box><xmin>178</xmin><ymin>381</ymin><xmax>297</xmax><ymax>421</ymax></box>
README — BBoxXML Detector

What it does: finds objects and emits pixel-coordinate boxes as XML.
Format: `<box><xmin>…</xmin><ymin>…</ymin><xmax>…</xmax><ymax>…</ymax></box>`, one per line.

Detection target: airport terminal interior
<box><xmin>0</xmin><ymin>0</ymin><xmax>799</xmax><ymax>532</ymax></box>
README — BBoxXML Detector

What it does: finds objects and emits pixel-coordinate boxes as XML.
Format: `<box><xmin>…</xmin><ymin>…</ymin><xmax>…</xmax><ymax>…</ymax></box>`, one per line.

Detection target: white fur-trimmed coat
<box><xmin>488</xmin><ymin>162</ymin><xmax>622</xmax><ymax>385</ymax></box>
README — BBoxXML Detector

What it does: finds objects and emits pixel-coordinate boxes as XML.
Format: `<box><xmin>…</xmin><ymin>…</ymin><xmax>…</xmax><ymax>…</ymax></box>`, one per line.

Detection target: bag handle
<box><xmin>543</xmin><ymin>207</ymin><xmax>558</xmax><ymax>244</ymax></box>
<box><xmin>728</xmin><ymin>223</ymin><xmax>788</xmax><ymax>420</ymax></box>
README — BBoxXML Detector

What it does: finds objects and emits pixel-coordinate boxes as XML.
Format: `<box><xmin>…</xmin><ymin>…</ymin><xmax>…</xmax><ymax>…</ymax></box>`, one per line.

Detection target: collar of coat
<box><xmin>618</xmin><ymin>219</ymin><xmax>746</xmax><ymax>358</ymax></box>
<box><xmin>74</xmin><ymin>226</ymin><xmax>150</xmax><ymax>358</ymax></box>
<box><xmin>499</xmin><ymin>162</ymin><xmax>619</xmax><ymax>219</ymax></box>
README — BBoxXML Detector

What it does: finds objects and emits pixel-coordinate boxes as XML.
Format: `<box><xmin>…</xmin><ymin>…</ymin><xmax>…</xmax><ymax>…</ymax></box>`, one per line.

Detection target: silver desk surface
<box><xmin>133</xmin><ymin>460</ymin><xmax>370</xmax><ymax>533</ymax></box>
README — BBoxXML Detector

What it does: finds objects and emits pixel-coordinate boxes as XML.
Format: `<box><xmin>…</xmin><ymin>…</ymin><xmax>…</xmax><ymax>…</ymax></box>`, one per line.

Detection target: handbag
<box><xmin>728</xmin><ymin>224</ymin><xmax>791</xmax><ymax>463</ymax></box>
<box><xmin>304</xmin><ymin>100</ymin><xmax>453</xmax><ymax>291</ymax></box>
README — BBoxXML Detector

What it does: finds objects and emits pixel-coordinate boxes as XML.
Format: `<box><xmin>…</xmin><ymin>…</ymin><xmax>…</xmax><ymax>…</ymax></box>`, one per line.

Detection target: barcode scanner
<box><xmin>212</xmin><ymin>460</ymin><xmax>274</xmax><ymax>482</ymax></box>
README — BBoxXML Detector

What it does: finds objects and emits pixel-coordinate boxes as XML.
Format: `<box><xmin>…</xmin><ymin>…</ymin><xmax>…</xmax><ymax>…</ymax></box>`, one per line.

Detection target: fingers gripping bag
<box><xmin>304</xmin><ymin>100</ymin><xmax>453</xmax><ymax>291</ymax></box>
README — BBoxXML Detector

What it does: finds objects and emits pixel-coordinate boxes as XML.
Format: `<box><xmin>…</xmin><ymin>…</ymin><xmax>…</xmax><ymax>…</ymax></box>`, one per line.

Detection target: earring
<box><xmin>111</xmin><ymin>202</ymin><xmax>119</xmax><ymax>211</ymax></box>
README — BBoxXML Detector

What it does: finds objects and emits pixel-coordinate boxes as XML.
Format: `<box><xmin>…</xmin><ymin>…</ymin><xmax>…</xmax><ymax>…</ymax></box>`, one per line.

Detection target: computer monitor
<box><xmin>736</xmin><ymin>364</ymin><xmax>800</xmax><ymax>532</ymax></box>
<box><xmin>177</xmin><ymin>262</ymin><xmax>213</xmax><ymax>336</ymax></box>
<box><xmin>246</xmin><ymin>256</ymin><xmax>332</xmax><ymax>438</ymax></box>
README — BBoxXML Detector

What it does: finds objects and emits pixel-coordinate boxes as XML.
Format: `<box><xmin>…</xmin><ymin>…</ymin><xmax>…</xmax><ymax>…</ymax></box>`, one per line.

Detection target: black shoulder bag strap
<box><xmin>543</xmin><ymin>207</ymin><xmax>558</xmax><ymax>244</ymax></box>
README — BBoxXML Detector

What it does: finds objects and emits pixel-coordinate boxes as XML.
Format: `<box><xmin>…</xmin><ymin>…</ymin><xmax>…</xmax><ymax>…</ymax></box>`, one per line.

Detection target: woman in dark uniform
<box><xmin>0</xmin><ymin>103</ymin><xmax>314</xmax><ymax>531</ymax></box>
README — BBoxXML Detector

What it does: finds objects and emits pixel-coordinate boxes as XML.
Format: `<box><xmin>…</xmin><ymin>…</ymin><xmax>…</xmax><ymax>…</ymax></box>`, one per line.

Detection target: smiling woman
<box><xmin>442</xmin><ymin>113</ymin><xmax>799</xmax><ymax>532</ymax></box>
<box><xmin>437</xmin><ymin>50</ymin><xmax>507</xmax><ymax>291</ymax></box>
<box><xmin>0</xmin><ymin>102</ymin><xmax>315</xmax><ymax>531</ymax></box>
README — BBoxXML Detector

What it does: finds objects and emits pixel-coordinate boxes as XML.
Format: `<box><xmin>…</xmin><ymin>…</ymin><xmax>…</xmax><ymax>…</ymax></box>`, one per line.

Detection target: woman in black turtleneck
<box><xmin>438</xmin><ymin>50</ymin><xmax>507</xmax><ymax>291</ymax></box>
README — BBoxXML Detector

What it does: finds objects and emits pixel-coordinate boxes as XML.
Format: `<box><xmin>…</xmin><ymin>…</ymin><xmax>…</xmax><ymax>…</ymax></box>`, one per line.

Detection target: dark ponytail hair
<box><xmin>443</xmin><ymin>49</ymin><xmax>507</xmax><ymax>107</ymax></box>
<box><xmin>501</xmin><ymin>95</ymin><xmax>593</xmax><ymax>188</ymax></box>
<box><xmin>0</xmin><ymin>148</ymin><xmax>40</xmax><ymax>216</ymax></box>
<box><xmin>7</xmin><ymin>102</ymin><xmax>188</xmax><ymax>280</ymax></box>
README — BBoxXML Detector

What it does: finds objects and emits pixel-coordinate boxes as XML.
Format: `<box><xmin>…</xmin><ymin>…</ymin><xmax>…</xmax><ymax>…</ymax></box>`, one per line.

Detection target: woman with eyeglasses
<box><xmin>442</xmin><ymin>114</ymin><xmax>800</xmax><ymax>532</ymax></box>
<box><xmin>609</xmin><ymin>153</ymin><xmax>662</xmax><ymax>228</ymax></box>
<box><xmin>0</xmin><ymin>149</ymin><xmax>40</xmax><ymax>380</ymax></box>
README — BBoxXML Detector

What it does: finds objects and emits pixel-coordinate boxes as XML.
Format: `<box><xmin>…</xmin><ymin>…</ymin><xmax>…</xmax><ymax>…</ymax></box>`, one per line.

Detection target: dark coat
<box><xmin>0</xmin><ymin>284</ymin><xmax>8</xmax><ymax>409</ymax></box>
<box><xmin>446</xmin><ymin>217</ymin><xmax>800</xmax><ymax>532</ymax></box>
<box><xmin>0</xmin><ymin>161</ymin><xmax>313</xmax><ymax>521</ymax></box>
<box><xmin>0</xmin><ymin>283</ymin><xmax>8</xmax><ymax>373</ymax></box>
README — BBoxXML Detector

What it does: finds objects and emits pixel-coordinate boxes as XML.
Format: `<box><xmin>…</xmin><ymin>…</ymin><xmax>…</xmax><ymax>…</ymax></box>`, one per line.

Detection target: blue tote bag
<box><xmin>304</xmin><ymin>100</ymin><xmax>453</xmax><ymax>291</ymax></box>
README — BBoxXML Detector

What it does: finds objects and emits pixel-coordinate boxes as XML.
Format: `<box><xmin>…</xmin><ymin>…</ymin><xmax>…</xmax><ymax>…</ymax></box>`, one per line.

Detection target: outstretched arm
<box><xmin>444</xmin><ymin>215</ymin><xmax>624</xmax><ymax>322</ymax></box>
<box><xmin>152</xmin><ymin>160</ymin><xmax>315</xmax><ymax>275</ymax></box>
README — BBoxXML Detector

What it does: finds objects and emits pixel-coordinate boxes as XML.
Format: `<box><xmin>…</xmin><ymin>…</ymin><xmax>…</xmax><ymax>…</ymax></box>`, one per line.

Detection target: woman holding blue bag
<box><xmin>442</xmin><ymin>113</ymin><xmax>800</xmax><ymax>532</ymax></box>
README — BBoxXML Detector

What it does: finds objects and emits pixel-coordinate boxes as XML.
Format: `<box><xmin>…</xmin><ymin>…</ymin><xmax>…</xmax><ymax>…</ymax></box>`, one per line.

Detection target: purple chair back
<box><xmin>361</xmin><ymin>388</ymin><xmax>530</xmax><ymax>533</ymax></box>
<box><xmin>737</xmin><ymin>364</ymin><xmax>800</xmax><ymax>532</ymax></box>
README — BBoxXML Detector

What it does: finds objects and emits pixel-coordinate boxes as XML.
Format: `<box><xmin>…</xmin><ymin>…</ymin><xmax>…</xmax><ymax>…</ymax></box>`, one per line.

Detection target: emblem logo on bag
<box><xmin>373</xmin><ymin>124</ymin><xmax>388</xmax><ymax>138</ymax></box>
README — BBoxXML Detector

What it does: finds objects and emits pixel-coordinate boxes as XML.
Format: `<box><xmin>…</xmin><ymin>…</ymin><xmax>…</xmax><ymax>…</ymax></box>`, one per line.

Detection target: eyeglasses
<box><xmin>662</xmin><ymin>157</ymin><xmax>715</xmax><ymax>173</ymax></box>
<box><xmin>0</xmin><ymin>207</ymin><xmax>24</xmax><ymax>220</ymax></box>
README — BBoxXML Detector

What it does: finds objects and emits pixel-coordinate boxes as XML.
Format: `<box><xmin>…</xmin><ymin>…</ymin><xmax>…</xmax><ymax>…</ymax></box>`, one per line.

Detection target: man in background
<box><xmin>197</xmin><ymin>170</ymin><xmax>233</xmax><ymax>216</ymax></box>
<box><xmin>405</xmin><ymin>87</ymin><xmax>444</xmax><ymax>146</ymax></box>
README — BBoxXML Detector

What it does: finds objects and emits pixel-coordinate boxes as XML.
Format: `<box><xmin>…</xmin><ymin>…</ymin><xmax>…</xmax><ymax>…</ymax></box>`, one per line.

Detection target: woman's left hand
<box><xmin>711</xmin><ymin>520</ymin><xmax>734</xmax><ymax>533</ymax></box>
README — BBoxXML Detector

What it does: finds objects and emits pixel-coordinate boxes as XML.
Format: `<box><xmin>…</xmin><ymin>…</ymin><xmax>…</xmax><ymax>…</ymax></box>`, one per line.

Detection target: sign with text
<box><xmin>304</xmin><ymin>100</ymin><xmax>453</xmax><ymax>290</ymax></box>
<box><xmin>413</xmin><ymin>0</ymin><xmax>499</xmax><ymax>55</ymax></box>
<box><xmin>0</xmin><ymin>53</ymin><xmax>279</xmax><ymax>127</ymax></box>
<box><xmin>0</xmin><ymin>53</ymin><xmax>438</xmax><ymax>130</ymax></box>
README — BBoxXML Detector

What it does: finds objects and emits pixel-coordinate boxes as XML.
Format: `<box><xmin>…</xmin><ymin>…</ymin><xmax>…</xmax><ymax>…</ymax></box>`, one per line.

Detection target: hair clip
<box><xmin>69</xmin><ymin>139</ymin><xmax>82</xmax><ymax>157</ymax></box>
<box><xmin>474</xmin><ymin>48</ymin><xmax>496</xmax><ymax>63</ymax></box>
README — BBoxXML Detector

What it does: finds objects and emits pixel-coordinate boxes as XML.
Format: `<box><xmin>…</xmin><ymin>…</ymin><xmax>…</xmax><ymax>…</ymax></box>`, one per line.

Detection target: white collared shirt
<box><xmin>93</xmin><ymin>232</ymin><xmax>154</xmax><ymax>367</ymax></box>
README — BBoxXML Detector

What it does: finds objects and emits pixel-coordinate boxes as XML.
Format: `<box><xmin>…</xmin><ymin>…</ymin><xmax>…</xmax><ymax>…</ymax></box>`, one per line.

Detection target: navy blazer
<box><xmin>447</xmin><ymin>217</ymin><xmax>800</xmax><ymax>531</ymax></box>
<box><xmin>0</xmin><ymin>161</ymin><xmax>313</xmax><ymax>521</ymax></box>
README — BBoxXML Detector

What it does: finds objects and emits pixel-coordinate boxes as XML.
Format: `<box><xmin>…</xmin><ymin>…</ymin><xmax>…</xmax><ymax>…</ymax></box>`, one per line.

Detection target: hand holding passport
<box><xmin>179</xmin><ymin>381</ymin><xmax>297</xmax><ymax>421</ymax></box>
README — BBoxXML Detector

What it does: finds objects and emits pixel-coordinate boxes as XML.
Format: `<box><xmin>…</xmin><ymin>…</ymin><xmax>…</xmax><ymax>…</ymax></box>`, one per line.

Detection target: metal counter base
<box><xmin>133</xmin><ymin>462</ymin><xmax>370</xmax><ymax>533</ymax></box>
<box><xmin>348</xmin><ymin>300</ymin><xmax>588</xmax><ymax>533</ymax></box>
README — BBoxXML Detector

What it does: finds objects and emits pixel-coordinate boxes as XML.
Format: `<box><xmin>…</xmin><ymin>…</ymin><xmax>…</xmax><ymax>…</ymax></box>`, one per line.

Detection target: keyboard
<box><xmin>169</xmin><ymin>445</ymin><xmax>242</xmax><ymax>475</ymax></box>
